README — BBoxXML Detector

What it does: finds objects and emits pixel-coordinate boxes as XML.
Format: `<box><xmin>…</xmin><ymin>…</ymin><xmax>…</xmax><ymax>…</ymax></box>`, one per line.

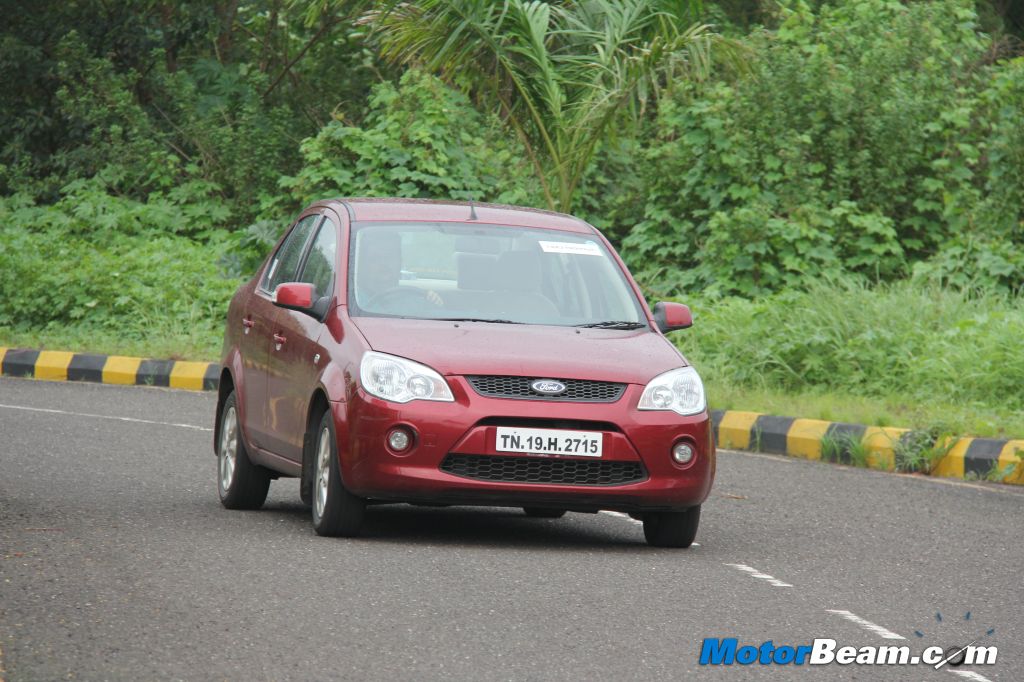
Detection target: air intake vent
<box><xmin>440</xmin><ymin>454</ymin><xmax>646</xmax><ymax>486</ymax></box>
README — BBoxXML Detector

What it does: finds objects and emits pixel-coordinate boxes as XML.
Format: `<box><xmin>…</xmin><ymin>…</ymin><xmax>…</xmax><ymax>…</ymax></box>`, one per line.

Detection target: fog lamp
<box><xmin>672</xmin><ymin>442</ymin><xmax>694</xmax><ymax>465</ymax></box>
<box><xmin>387</xmin><ymin>428</ymin><xmax>412</xmax><ymax>452</ymax></box>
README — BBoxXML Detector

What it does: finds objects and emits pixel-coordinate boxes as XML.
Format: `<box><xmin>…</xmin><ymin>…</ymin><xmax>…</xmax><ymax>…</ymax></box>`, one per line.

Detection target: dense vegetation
<box><xmin>626</xmin><ymin>0</ymin><xmax>1024</xmax><ymax>297</ymax></box>
<box><xmin>1</xmin><ymin>0</ymin><xmax>1022</xmax><ymax>434</ymax></box>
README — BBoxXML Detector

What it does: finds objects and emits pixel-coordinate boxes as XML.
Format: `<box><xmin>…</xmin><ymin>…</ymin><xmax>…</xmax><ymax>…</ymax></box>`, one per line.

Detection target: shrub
<box><xmin>913</xmin><ymin>57</ymin><xmax>1024</xmax><ymax>292</ymax></box>
<box><xmin>0</xmin><ymin>193</ymin><xmax>241</xmax><ymax>345</ymax></box>
<box><xmin>622</xmin><ymin>0</ymin><xmax>1018</xmax><ymax>297</ymax></box>
<box><xmin>279</xmin><ymin>69</ymin><xmax>538</xmax><ymax>207</ymax></box>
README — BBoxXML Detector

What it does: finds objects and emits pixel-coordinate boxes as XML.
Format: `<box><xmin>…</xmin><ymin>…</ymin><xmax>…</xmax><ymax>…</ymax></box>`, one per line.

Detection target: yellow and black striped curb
<box><xmin>0</xmin><ymin>347</ymin><xmax>218</xmax><ymax>391</ymax></box>
<box><xmin>711</xmin><ymin>410</ymin><xmax>1024</xmax><ymax>486</ymax></box>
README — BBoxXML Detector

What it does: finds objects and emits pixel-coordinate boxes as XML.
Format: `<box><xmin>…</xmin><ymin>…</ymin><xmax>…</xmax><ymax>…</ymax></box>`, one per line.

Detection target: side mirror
<box><xmin>273</xmin><ymin>282</ymin><xmax>315</xmax><ymax>314</ymax></box>
<box><xmin>652</xmin><ymin>301</ymin><xmax>693</xmax><ymax>333</ymax></box>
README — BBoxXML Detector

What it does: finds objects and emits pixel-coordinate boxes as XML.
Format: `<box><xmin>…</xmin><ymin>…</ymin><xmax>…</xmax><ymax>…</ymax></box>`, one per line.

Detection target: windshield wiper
<box><xmin>433</xmin><ymin>317</ymin><xmax>524</xmax><ymax>324</ymax></box>
<box><xmin>575</xmin><ymin>321</ymin><xmax>647</xmax><ymax>329</ymax></box>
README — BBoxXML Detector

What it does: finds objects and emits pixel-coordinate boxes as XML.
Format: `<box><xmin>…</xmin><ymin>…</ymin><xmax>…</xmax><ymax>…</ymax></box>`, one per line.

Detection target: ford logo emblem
<box><xmin>531</xmin><ymin>379</ymin><xmax>567</xmax><ymax>395</ymax></box>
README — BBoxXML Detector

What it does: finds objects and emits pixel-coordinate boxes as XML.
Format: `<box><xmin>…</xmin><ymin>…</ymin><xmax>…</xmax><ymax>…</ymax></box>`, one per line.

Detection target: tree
<box><xmin>371</xmin><ymin>0</ymin><xmax>724</xmax><ymax>211</ymax></box>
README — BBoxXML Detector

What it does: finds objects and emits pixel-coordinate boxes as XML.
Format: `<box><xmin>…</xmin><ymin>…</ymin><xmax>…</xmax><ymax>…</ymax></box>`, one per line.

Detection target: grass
<box><xmin>0</xmin><ymin>324</ymin><xmax>222</xmax><ymax>362</ymax></box>
<box><xmin>893</xmin><ymin>428</ymin><xmax>955</xmax><ymax>474</ymax></box>
<box><xmin>0</xmin><ymin>223</ymin><xmax>240</xmax><ymax>363</ymax></box>
<box><xmin>985</xmin><ymin>459</ymin><xmax>1021</xmax><ymax>483</ymax></box>
<box><xmin>819</xmin><ymin>431</ymin><xmax>875</xmax><ymax>469</ymax></box>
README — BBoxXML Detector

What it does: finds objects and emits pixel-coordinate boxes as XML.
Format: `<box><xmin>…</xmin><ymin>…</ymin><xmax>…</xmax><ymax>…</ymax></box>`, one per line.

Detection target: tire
<box><xmin>523</xmin><ymin>508</ymin><xmax>567</xmax><ymax>519</ymax></box>
<box><xmin>311</xmin><ymin>410</ymin><xmax>365</xmax><ymax>537</ymax></box>
<box><xmin>218</xmin><ymin>392</ymin><xmax>270</xmax><ymax>510</ymax></box>
<box><xmin>643</xmin><ymin>506</ymin><xmax>700</xmax><ymax>548</ymax></box>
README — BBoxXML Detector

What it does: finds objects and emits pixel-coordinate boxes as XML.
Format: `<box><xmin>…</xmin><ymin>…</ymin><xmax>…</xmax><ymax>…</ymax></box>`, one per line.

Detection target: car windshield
<box><xmin>348</xmin><ymin>222</ymin><xmax>646</xmax><ymax>327</ymax></box>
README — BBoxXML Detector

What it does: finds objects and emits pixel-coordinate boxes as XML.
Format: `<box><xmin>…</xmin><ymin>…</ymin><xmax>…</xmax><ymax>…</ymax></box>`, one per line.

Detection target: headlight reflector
<box><xmin>359</xmin><ymin>351</ymin><xmax>454</xmax><ymax>403</ymax></box>
<box><xmin>638</xmin><ymin>366</ymin><xmax>705</xmax><ymax>415</ymax></box>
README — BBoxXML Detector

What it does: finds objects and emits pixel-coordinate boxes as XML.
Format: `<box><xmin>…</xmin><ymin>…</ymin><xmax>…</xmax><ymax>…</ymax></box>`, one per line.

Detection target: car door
<box><xmin>263</xmin><ymin>211</ymin><xmax>341</xmax><ymax>461</ymax></box>
<box><xmin>241</xmin><ymin>212</ymin><xmax>320</xmax><ymax>450</ymax></box>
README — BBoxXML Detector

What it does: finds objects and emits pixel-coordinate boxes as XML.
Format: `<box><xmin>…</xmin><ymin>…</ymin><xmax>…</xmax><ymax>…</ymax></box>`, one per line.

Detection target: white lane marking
<box><xmin>822</xmin><ymin>611</ymin><xmax>995</xmax><ymax>681</ymax></box>
<box><xmin>824</xmin><ymin>609</ymin><xmax>906</xmax><ymax>640</ymax></box>
<box><xmin>0</xmin><ymin>403</ymin><xmax>212</xmax><ymax>432</ymax></box>
<box><xmin>599</xmin><ymin>511</ymin><xmax>700</xmax><ymax>546</ymax></box>
<box><xmin>725</xmin><ymin>563</ymin><xmax>792</xmax><ymax>587</ymax></box>
<box><xmin>948</xmin><ymin>671</ymin><xmax>994</xmax><ymax>682</ymax></box>
<box><xmin>718</xmin><ymin>448</ymin><xmax>794</xmax><ymax>463</ymax></box>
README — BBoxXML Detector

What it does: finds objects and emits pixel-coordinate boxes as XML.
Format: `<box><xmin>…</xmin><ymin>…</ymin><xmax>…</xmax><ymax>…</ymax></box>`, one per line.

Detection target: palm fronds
<box><xmin>369</xmin><ymin>0</ymin><xmax>726</xmax><ymax>211</ymax></box>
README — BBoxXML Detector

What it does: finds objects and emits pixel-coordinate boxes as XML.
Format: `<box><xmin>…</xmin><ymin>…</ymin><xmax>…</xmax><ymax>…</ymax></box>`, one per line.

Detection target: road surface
<box><xmin>1</xmin><ymin>377</ymin><xmax>1020</xmax><ymax>680</ymax></box>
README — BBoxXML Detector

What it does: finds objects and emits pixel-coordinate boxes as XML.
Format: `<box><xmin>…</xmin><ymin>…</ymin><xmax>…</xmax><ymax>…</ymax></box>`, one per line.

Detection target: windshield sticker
<box><xmin>539</xmin><ymin>240</ymin><xmax>603</xmax><ymax>256</ymax></box>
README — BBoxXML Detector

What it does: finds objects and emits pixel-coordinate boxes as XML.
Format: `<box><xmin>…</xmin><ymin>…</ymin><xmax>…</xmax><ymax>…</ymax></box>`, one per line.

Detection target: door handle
<box><xmin>273</xmin><ymin>333</ymin><xmax>287</xmax><ymax>345</ymax></box>
<box><xmin>242</xmin><ymin>317</ymin><xmax>255</xmax><ymax>328</ymax></box>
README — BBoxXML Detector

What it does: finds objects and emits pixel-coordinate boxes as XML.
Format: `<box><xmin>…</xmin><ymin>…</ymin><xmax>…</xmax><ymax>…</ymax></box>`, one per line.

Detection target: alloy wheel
<box><xmin>219</xmin><ymin>406</ymin><xmax>238</xmax><ymax>493</ymax></box>
<box><xmin>315</xmin><ymin>426</ymin><xmax>331</xmax><ymax>518</ymax></box>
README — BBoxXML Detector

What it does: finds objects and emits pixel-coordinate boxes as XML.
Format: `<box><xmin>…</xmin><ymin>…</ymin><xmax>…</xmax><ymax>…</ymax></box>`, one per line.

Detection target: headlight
<box><xmin>637</xmin><ymin>366</ymin><xmax>705</xmax><ymax>415</ymax></box>
<box><xmin>359</xmin><ymin>351</ymin><xmax>454</xmax><ymax>404</ymax></box>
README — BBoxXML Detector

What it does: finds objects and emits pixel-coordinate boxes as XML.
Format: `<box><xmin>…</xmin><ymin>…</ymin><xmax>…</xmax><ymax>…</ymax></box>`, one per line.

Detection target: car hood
<box><xmin>350</xmin><ymin>317</ymin><xmax>687</xmax><ymax>384</ymax></box>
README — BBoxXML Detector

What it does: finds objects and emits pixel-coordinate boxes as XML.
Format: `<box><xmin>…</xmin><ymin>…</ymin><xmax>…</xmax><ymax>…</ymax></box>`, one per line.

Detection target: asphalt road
<box><xmin>1</xmin><ymin>377</ymin><xmax>1021</xmax><ymax>681</ymax></box>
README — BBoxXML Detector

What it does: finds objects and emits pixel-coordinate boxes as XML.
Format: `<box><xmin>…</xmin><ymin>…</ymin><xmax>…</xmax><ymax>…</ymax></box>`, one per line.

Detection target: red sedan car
<box><xmin>215</xmin><ymin>199</ymin><xmax>714</xmax><ymax>547</ymax></box>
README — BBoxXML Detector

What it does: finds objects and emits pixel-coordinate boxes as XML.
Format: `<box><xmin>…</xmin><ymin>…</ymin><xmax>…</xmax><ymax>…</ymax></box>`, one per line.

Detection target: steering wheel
<box><xmin>365</xmin><ymin>286</ymin><xmax>430</xmax><ymax>310</ymax></box>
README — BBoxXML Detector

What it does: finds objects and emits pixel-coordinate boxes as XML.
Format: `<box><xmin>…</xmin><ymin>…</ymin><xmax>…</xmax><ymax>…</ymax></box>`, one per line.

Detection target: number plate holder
<box><xmin>494</xmin><ymin>427</ymin><xmax>603</xmax><ymax>458</ymax></box>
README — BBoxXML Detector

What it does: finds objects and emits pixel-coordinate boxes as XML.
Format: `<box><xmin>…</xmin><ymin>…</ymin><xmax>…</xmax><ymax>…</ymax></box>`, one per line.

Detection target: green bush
<box><xmin>912</xmin><ymin>56</ymin><xmax>1024</xmax><ymax>290</ymax></box>
<box><xmin>574</xmin><ymin>133</ymin><xmax>648</xmax><ymax>246</ymax></box>
<box><xmin>279</xmin><ymin>70</ymin><xmax>538</xmax><ymax>208</ymax></box>
<box><xmin>0</xmin><ymin>177</ymin><xmax>230</xmax><ymax>240</ymax></box>
<box><xmin>0</xmin><ymin>194</ymin><xmax>241</xmax><ymax>351</ymax></box>
<box><xmin>2</xmin><ymin>32</ymin><xmax>303</xmax><ymax>230</ymax></box>
<box><xmin>623</xmin><ymin>0</ymin><xmax>1023</xmax><ymax>296</ymax></box>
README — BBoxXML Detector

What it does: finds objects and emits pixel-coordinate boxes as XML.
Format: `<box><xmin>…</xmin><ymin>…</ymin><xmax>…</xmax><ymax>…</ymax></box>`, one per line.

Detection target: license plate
<box><xmin>495</xmin><ymin>427</ymin><xmax>603</xmax><ymax>457</ymax></box>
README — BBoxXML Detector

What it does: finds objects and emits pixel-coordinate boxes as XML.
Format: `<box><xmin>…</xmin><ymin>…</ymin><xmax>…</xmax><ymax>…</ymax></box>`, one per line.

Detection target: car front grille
<box><xmin>465</xmin><ymin>375</ymin><xmax>626</xmax><ymax>402</ymax></box>
<box><xmin>440</xmin><ymin>454</ymin><xmax>647</xmax><ymax>486</ymax></box>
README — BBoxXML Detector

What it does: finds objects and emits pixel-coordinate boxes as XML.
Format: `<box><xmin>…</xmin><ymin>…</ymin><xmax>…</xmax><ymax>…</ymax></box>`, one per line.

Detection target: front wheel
<box><xmin>217</xmin><ymin>392</ymin><xmax>270</xmax><ymax>510</ymax></box>
<box><xmin>643</xmin><ymin>506</ymin><xmax>700</xmax><ymax>548</ymax></box>
<box><xmin>311</xmin><ymin>410</ymin><xmax>365</xmax><ymax>537</ymax></box>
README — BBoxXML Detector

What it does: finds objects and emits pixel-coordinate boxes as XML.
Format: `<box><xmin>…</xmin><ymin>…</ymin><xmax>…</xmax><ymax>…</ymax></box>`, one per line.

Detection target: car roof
<box><xmin>318</xmin><ymin>197</ymin><xmax>595</xmax><ymax>234</ymax></box>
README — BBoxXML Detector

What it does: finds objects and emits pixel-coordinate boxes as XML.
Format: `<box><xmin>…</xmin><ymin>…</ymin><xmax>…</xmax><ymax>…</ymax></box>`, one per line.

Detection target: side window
<box><xmin>297</xmin><ymin>217</ymin><xmax>337</xmax><ymax>300</ymax></box>
<box><xmin>261</xmin><ymin>214</ymin><xmax>319</xmax><ymax>292</ymax></box>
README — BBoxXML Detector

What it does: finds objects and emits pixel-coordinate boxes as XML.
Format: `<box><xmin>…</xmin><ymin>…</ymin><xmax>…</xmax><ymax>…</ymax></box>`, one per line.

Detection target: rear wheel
<box><xmin>311</xmin><ymin>410</ymin><xmax>365</xmax><ymax>537</ymax></box>
<box><xmin>523</xmin><ymin>508</ymin><xmax>566</xmax><ymax>519</ymax></box>
<box><xmin>643</xmin><ymin>506</ymin><xmax>700</xmax><ymax>548</ymax></box>
<box><xmin>217</xmin><ymin>392</ymin><xmax>270</xmax><ymax>510</ymax></box>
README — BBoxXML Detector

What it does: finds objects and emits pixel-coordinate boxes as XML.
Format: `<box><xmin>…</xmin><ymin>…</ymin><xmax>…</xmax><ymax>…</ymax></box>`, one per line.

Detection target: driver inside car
<box><xmin>356</xmin><ymin>230</ymin><xmax>443</xmax><ymax>312</ymax></box>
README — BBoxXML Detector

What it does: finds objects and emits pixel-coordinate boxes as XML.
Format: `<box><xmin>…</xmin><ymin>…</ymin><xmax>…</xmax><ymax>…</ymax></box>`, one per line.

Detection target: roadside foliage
<box><xmin>623</xmin><ymin>0</ymin><xmax>1024</xmax><ymax>297</ymax></box>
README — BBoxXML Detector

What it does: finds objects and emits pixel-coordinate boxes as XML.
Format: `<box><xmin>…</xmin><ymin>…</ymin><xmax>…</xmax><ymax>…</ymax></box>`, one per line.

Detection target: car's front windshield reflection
<box><xmin>348</xmin><ymin>222</ymin><xmax>645</xmax><ymax>327</ymax></box>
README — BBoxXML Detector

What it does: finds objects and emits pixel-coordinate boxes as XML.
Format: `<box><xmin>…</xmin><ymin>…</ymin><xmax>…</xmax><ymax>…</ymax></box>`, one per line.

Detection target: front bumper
<box><xmin>336</xmin><ymin>377</ymin><xmax>715</xmax><ymax>512</ymax></box>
